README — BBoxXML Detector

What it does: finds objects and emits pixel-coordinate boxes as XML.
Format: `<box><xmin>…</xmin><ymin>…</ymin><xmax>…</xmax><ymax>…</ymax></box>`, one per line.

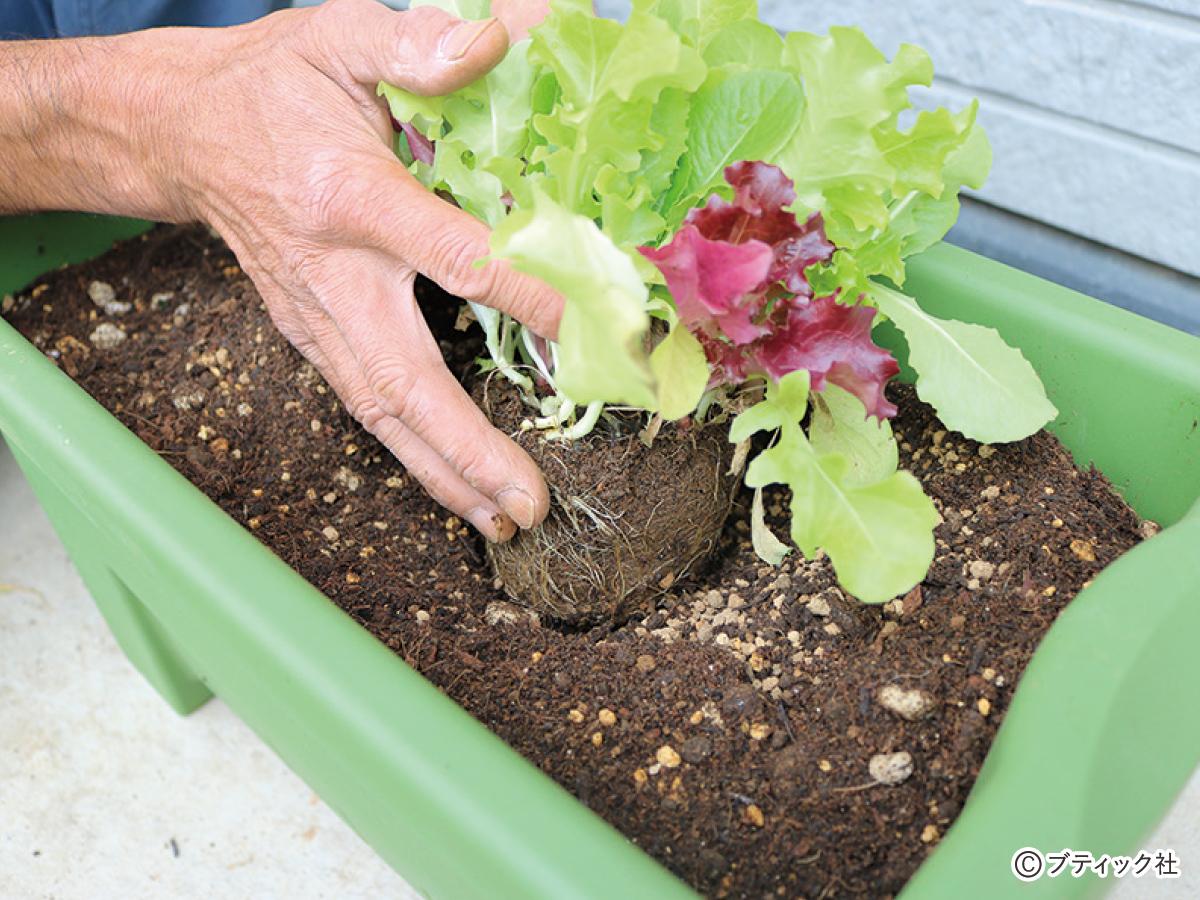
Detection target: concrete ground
<box><xmin>1</xmin><ymin>437</ymin><xmax>1196</xmax><ymax>898</ymax></box>
<box><xmin>0</xmin><ymin>441</ymin><xmax>416</xmax><ymax>899</ymax></box>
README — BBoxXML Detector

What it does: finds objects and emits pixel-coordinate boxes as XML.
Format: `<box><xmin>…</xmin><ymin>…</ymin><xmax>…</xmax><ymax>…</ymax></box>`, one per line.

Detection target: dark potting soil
<box><xmin>5</xmin><ymin>226</ymin><xmax>1148</xmax><ymax>898</ymax></box>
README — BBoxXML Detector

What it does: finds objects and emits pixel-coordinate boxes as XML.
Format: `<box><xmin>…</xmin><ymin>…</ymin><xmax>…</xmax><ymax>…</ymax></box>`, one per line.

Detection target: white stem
<box><xmin>521</xmin><ymin>327</ymin><xmax>556</xmax><ymax>388</ymax></box>
<box><xmin>553</xmin><ymin>401</ymin><xmax>604</xmax><ymax>441</ymax></box>
<box><xmin>891</xmin><ymin>189</ymin><xmax>920</xmax><ymax>221</ymax></box>
<box><xmin>474</xmin><ymin>303</ymin><xmax>534</xmax><ymax>395</ymax></box>
<box><xmin>495</xmin><ymin>354</ymin><xmax>534</xmax><ymax>394</ymax></box>
<box><xmin>695</xmin><ymin>388</ymin><xmax>720</xmax><ymax>423</ymax></box>
<box><xmin>534</xmin><ymin>400</ymin><xmax>575</xmax><ymax>430</ymax></box>
<box><xmin>539</xmin><ymin>394</ymin><xmax>563</xmax><ymax>418</ymax></box>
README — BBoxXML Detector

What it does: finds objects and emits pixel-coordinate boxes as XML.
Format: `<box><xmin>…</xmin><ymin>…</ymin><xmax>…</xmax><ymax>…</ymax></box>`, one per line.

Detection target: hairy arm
<box><xmin>0</xmin><ymin>33</ymin><xmax>179</xmax><ymax>219</ymax></box>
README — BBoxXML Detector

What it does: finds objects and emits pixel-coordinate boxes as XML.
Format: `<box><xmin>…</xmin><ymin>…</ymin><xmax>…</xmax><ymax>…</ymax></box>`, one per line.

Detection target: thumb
<box><xmin>312</xmin><ymin>0</ymin><xmax>510</xmax><ymax>96</ymax></box>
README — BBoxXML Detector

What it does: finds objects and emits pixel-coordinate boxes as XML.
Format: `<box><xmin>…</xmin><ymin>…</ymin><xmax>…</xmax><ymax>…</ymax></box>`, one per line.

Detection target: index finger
<box><xmin>345</xmin><ymin>153</ymin><xmax>563</xmax><ymax>340</ymax></box>
<box><xmin>309</xmin><ymin>252</ymin><xmax>552</xmax><ymax>527</ymax></box>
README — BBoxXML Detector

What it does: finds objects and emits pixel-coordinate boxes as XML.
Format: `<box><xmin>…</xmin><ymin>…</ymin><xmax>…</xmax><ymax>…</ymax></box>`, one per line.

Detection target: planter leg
<box><xmin>11</xmin><ymin>447</ymin><xmax>213</xmax><ymax>715</ymax></box>
<box><xmin>72</xmin><ymin>559</ymin><xmax>213</xmax><ymax>716</ymax></box>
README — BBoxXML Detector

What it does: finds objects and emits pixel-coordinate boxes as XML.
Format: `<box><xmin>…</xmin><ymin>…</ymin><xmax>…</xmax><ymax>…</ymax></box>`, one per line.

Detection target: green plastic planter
<box><xmin>2</xmin><ymin>213</ymin><xmax>1198</xmax><ymax>899</ymax></box>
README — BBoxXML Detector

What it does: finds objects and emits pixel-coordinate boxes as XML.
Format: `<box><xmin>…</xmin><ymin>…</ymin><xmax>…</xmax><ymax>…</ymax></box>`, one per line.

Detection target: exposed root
<box><xmin>487</xmin><ymin>420</ymin><xmax>737</xmax><ymax>626</ymax></box>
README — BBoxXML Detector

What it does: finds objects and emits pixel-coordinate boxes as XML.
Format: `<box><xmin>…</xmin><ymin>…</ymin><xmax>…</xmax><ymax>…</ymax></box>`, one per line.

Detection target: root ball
<box><xmin>484</xmin><ymin>391</ymin><xmax>737</xmax><ymax>626</ymax></box>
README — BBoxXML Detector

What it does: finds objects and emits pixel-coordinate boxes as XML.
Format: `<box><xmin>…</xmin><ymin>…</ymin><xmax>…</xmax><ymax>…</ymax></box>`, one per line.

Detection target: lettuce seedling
<box><xmin>379</xmin><ymin>0</ymin><xmax>1057</xmax><ymax>603</ymax></box>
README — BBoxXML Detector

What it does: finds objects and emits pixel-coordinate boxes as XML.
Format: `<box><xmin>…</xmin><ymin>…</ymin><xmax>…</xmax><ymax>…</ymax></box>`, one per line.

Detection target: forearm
<box><xmin>0</xmin><ymin>33</ymin><xmax>189</xmax><ymax>221</ymax></box>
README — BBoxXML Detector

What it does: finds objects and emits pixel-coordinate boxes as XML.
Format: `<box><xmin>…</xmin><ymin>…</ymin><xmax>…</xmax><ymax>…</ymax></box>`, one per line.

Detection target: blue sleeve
<box><xmin>1</xmin><ymin>0</ymin><xmax>287</xmax><ymax>39</ymax></box>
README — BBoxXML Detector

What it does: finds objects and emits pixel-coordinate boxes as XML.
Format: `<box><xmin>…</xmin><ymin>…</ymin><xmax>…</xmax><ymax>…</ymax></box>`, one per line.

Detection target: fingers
<box><xmin>310</xmin><ymin>0</ymin><xmax>510</xmax><ymax>95</ymax></box>
<box><xmin>490</xmin><ymin>0</ymin><xmax>553</xmax><ymax>42</ymax></box>
<box><xmin>245</xmin><ymin>259</ymin><xmax>523</xmax><ymax>542</ymax></box>
<box><xmin>376</xmin><ymin>418</ymin><xmax>520</xmax><ymax>542</ymax></box>
<box><xmin>339</xmin><ymin>154</ymin><xmax>563</xmax><ymax>339</ymax></box>
<box><xmin>312</xmin><ymin>252</ymin><xmax>552</xmax><ymax>530</ymax></box>
<box><xmin>300</xmin><ymin>317</ymin><xmax>522</xmax><ymax>543</ymax></box>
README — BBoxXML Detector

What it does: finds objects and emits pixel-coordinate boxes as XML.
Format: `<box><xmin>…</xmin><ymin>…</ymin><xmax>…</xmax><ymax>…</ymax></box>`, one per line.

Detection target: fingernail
<box><xmin>467</xmin><ymin>506</ymin><xmax>517</xmax><ymax>542</ymax></box>
<box><xmin>438</xmin><ymin>17</ymin><xmax>501</xmax><ymax>62</ymax></box>
<box><xmin>496</xmin><ymin>487</ymin><xmax>538</xmax><ymax>530</ymax></box>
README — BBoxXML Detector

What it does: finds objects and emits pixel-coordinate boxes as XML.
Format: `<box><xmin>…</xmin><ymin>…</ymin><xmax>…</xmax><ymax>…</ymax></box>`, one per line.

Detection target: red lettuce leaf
<box><xmin>640</xmin><ymin>161</ymin><xmax>897</xmax><ymax>419</ymax></box>
<box><xmin>686</xmin><ymin>161</ymin><xmax>835</xmax><ymax>297</ymax></box>
<box><xmin>639</xmin><ymin>225</ymin><xmax>774</xmax><ymax>345</ymax></box>
<box><xmin>756</xmin><ymin>296</ymin><xmax>899</xmax><ymax>419</ymax></box>
<box><xmin>399</xmin><ymin>121</ymin><xmax>436</xmax><ymax>166</ymax></box>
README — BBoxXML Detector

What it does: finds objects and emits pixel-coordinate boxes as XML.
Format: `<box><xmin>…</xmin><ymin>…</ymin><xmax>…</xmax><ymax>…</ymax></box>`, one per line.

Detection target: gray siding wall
<box><xmin>758</xmin><ymin>0</ymin><xmax>1200</xmax><ymax>278</ymax></box>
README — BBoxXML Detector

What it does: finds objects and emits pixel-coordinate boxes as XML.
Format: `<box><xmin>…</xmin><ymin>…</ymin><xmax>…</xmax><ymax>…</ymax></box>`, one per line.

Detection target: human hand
<box><xmin>146</xmin><ymin>0</ymin><xmax>562</xmax><ymax>541</ymax></box>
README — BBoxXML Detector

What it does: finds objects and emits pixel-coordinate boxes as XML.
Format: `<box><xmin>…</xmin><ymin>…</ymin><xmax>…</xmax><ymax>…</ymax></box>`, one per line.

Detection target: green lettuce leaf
<box><xmin>650</xmin><ymin>322</ymin><xmax>709</xmax><ymax>420</ymax></box>
<box><xmin>870</xmin><ymin>282</ymin><xmax>1057</xmax><ymax>443</ymax></box>
<box><xmin>769</xmin><ymin>27</ymin><xmax>989</xmax><ymax>296</ymax></box>
<box><xmin>429</xmin><ymin>41</ymin><xmax>538</xmax><ymax>225</ymax></box>
<box><xmin>701</xmin><ymin>18</ymin><xmax>785</xmax><ymax>68</ymax></box>
<box><xmin>895</xmin><ymin>118</ymin><xmax>993</xmax><ymax>260</ymax></box>
<box><xmin>634</xmin><ymin>87</ymin><xmax>693</xmax><ymax>205</ymax></box>
<box><xmin>585</xmin><ymin>84</ymin><xmax>692</xmax><ymax>250</ymax></box>
<box><xmin>837</xmin><ymin>103</ymin><xmax>991</xmax><ymax>286</ymax></box>
<box><xmin>749</xmin><ymin>427</ymin><xmax>936</xmax><ymax>603</ymax></box>
<box><xmin>377</xmin><ymin>32</ymin><xmax>538</xmax><ymax>222</ymax></box>
<box><xmin>377</xmin><ymin>83</ymin><xmax>445</xmax><ymax>140</ymax></box>
<box><xmin>662</xmin><ymin>67</ymin><xmax>804</xmax><ymax>225</ymax></box>
<box><xmin>440</xmin><ymin>41</ymin><xmax>536</xmax><ymax>162</ymax></box>
<box><xmin>809</xmin><ymin>384</ymin><xmax>899</xmax><ymax>486</ymax></box>
<box><xmin>731</xmin><ymin>371</ymin><xmax>937</xmax><ymax>603</ymax></box>
<box><xmin>431</xmin><ymin>141</ymin><xmax>506</xmax><ymax>225</ymax></box>
<box><xmin>634</xmin><ymin>0</ymin><xmax>759</xmax><ymax>50</ymax></box>
<box><xmin>597</xmin><ymin>168</ymin><xmax>668</xmax><ymax>250</ymax></box>
<box><xmin>528</xmin><ymin>6</ymin><xmax>706</xmax><ymax>217</ymax></box>
<box><xmin>490</xmin><ymin>190</ymin><xmax>656</xmax><ymax>409</ymax></box>
<box><xmin>880</xmin><ymin>102</ymin><xmax>979</xmax><ymax>199</ymax></box>
<box><xmin>728</xmin><ymin>370</ymin><xmax>812</xmax><ymax>442</ymax></box>
<box><xmin>775</xmin><ymin>27</ymin><xmax>933</xmax><ymax>238</ymax></box>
